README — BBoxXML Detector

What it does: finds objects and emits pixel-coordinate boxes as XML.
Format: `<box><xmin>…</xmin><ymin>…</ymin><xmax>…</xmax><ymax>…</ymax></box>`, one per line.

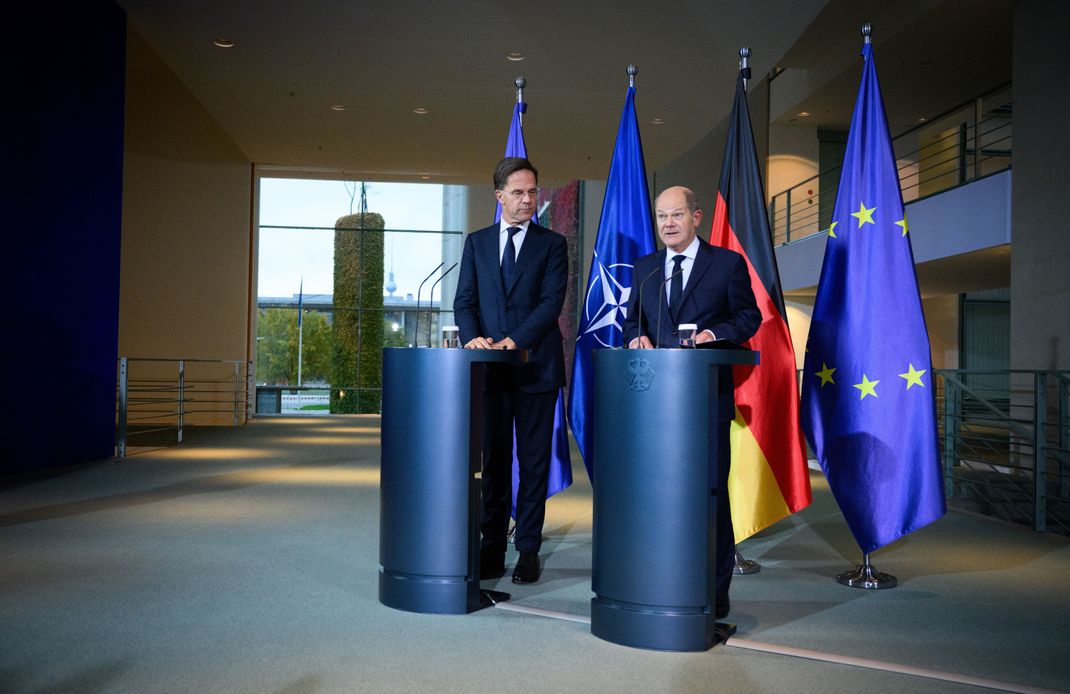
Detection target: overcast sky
<box><xmin>257</xmin><ymin>178</ymin><xmax>452</xmax><ymax>299</ymax></box>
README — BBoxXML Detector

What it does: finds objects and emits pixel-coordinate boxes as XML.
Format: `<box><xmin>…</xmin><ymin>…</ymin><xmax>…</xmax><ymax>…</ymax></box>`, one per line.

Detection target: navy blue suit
<box><xmin>454</xmin><ymin>222</ymin><xmax>568</xmax><ymax>554</ymax></box>
<box><xmin>622</xmin><ymin>237</ymin><xmax>760</xmax><ymax>604</ymax></box>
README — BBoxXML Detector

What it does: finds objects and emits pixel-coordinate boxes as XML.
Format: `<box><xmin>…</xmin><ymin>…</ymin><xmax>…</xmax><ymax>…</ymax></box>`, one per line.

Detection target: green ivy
<box><xmin>330</xmin><ymin>212</ymin><xmax>385</xmax><ymax>413</ymax></box>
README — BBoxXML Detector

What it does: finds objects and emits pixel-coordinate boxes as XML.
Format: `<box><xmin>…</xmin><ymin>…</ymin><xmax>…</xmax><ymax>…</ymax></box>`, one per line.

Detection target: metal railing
<box><xmin>116</xmin><ymin>357</ymin><xmax>251</xmax><ymax>458</ymax></box>
<box><xmin>770</xmin><ymin>84</ymin><xmax>1012</xmax><ymax>246</ymax></box>
<box><xmin>935</xmin><ymin>369</ymin><xmax>1069</xmax><ymax>534</ymax></box>
<box><xmin>798</xmin><ymin>367</ymin><xmax>1068</xmax><ymax>535</ymax></box>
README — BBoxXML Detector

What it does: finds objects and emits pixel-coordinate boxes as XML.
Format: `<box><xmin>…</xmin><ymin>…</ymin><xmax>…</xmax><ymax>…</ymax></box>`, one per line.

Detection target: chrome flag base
<box><xmin>733</xmin><ymin>551</ymin><xmax>762</xmax><ymax>575</ymax></box>
<box><xmin>837</xmin><ymin>553</ymin><xmax>897</xmax><ymax>589</ymax></box>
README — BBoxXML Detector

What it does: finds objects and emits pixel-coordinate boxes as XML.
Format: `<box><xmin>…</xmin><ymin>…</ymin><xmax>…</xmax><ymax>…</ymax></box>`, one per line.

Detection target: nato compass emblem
<box><xmin>580</xmin><ymin>251</ymin><xmax>633</xmax><ymax>347</ymax></box>
<box><xmin>627</xmin><ymin>357</ymin><xmax>654</xmax><ymax>392</ymax></box>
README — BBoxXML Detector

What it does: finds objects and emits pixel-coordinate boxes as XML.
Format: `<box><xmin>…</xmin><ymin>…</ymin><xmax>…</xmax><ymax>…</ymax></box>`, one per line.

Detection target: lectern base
<box><xmin>590</xmin><ymin>598</ymin><xmax>733</xmax><ymax>651</ymax></box>
<box><xmin>379</xmin><ymin>570</ymin><xmax>482</xmax><ymax>614</ymax></box>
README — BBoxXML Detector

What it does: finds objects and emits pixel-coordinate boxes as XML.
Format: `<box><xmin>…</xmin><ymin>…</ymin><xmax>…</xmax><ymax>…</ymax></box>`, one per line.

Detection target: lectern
<box><xmin>590</xmin><ymin>347</ymin><xmax>759</xmax><ymax>651</ymax></box>
<box><xmin>379</xmin><ymin>347</ymin><xmax>523</xmax><ymax>614</ymax></box>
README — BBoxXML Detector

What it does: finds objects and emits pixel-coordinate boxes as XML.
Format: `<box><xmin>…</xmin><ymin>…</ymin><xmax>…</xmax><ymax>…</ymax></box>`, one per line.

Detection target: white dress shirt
<box><xmin>663</xmin><ymin>236</ymin><xmax>700</xmax><ymax>302</ymax></box>
<box><xmin>499</xmin><ymin>219</ymin><xmax>530</xmax><ymax>264</ymax></box>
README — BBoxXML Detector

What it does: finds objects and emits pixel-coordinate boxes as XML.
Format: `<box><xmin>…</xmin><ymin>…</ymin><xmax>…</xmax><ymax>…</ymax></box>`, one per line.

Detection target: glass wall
<box><xmin>255</xmin><ymin>177</ymin><xmax>461</xmax><ymax>415</ymax></box>
<box><xmin>254</xmin><ymin>176</ymin><xmax>584</xmax><ymax>416</ymax></box>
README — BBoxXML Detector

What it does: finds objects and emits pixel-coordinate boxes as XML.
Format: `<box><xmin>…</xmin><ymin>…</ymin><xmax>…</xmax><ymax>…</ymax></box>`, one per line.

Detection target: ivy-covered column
<box><xmin>331</xmin><ymin>212</ymin><xmax>385</xmax><ymax>413</ymax></box>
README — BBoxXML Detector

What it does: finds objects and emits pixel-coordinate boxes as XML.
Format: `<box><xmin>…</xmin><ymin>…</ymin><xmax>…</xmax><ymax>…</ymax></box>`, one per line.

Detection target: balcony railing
<box><xmin>770</xmin><ymin>84</ymin><xmax>1012</xmax><ymax>246</ymax></box>
<box><xmin>935</xmin><ymin>369</ymin><xmax>1069</xmax><ymax>535</ymax></box>
<box><xmin>116</xmin><ymin>357</ymin><xmax>251</xmax><ymax>458</ymax></box>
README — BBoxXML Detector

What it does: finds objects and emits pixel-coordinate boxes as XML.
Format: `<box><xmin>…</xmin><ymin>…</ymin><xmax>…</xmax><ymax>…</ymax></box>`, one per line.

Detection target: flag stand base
<box><xmin>732</xmin><ymin>551</ymin><xmax>761</xmax><ymax>575</ymax></box>
<box><xmin>836</xmin><ymin>553</ymin><xmax>897</xmax><ymax>589</ymax></box>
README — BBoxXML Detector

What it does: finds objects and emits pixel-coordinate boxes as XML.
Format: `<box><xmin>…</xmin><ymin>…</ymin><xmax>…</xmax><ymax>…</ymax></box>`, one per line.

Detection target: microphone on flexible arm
<box><xmin>630</xmin><ymin>264</ymin><xmax>664</xmax><ymax>349</ymax></box>
<box><xmin>426</xmin><ymin>262</ymin><xmax>458</xmax><ymax>347</ymax></box>
<box><xmin>654</xmin><ymin>266</ymin><xmax>685</xmax><ymax>349</ymax></box>
<box><xmin>414</xmin><ymin>262</ymin><xmax>444</xmax><ymax>347</ymax></box>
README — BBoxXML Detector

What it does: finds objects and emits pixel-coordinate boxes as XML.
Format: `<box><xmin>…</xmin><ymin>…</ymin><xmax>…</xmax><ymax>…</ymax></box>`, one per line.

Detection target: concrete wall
<box><xmin>1010</xmin><ymin>0</ymin><xmax>1070</xmax><ymax>370</ymax></box>
<box><xmin>119</xmin><ymin>28</ymin><xmax>254</xmax><ymax>423</ymax></box>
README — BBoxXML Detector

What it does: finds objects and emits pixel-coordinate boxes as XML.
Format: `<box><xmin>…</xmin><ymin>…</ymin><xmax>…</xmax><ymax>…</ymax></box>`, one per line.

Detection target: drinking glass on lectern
<box><xmin>678</xmin><ymin>323</ymin><xmax>698</xmax><ymax>348</ymax></box>
<box><xmin>442</xmin><ymin>325</ymin><xmax>460</xmax><ymax>349</ymax></box>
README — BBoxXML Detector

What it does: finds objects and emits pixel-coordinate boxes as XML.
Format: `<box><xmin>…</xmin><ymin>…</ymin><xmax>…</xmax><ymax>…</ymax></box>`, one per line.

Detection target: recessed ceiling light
<box><xmin>797</xmin><ymin>111</ymin><xmax>811</xmax><ymax>117</ymax></box>
<box><xmin>413</xmin><ymin>107</ymin><xmax>429</xmax><ymax>115</ymax></box>
<box><xmin>213</xmin><ymin>39</ymin><xmax>235</xmax><ymax>48</ymax></box>
<box><xmin>651</xmin><ymin>118</ymin><xmax>665</xmax><ymax>125</ymax></box>
<box><xmin>419</xmin><ymin>174</ymin><xmax>432</xmax><ymax>180</ymax></box>
<box><xmin>330</xmin><ymin>104</ymin><xmax>346</xmax><ymax>111</ymax></box>
<box><xmin>917</xmin><ymin>117</ymin><xmax>927</xmax><ymax>123</ymax></box>
<box><xmin>507</xmin><ymin>52</ymin><xmax>525</xmax><ymax>62</ymax></box>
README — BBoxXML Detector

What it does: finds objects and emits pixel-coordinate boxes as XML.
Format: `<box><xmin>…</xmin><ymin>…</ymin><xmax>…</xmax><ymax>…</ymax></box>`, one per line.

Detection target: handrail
<box><xmin>769</xmin><ymin>83</ymin><xmax>1012</xmax><ymax>246</ymax></box>
<box><xmin>933</xmin><ymin>368</ymin><xmax>1069</xmax><ymax>535</ymax></box>
<box><xmin>116</xmin><ymin>357</ymin><xmax>251</xmax><ymax>458</ymax></box>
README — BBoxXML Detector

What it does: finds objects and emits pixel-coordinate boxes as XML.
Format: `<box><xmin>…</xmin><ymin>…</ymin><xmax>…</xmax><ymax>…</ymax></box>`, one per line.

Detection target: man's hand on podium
<box><xmin>464</xmin><ymin>336</ymin><xmax>517</xmax><ymax>350</ymax></box>
<box><xmin>464</xmin><ymin>336</ymin><xmax>495</xmax><ymax>349</ymax></box>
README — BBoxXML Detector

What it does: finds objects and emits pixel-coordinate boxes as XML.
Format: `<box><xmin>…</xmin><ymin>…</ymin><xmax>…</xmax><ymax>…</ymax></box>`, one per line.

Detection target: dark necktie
<box><xmin>669</xmin><ymin>254</ymin><xmax>686</xmax><ymax>319</ymax></box>
<box><xmin>501</xmin><ymin>226</ymin><xmax>520</xmax><ymax>287</ymax></box>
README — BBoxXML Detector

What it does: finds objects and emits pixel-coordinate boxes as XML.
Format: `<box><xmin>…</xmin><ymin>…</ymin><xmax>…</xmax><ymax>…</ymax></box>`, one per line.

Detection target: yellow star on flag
<box><xmin>895</xmin><ymin>218</ymin><xmax>909</xmax><ymax>237</ymax></box>
<box><xmin>828</xmin><ymin>221</ymin><xmax>838</xmax><ymax>239</ymax></box>
<box><xmin>899</xmin><ymin>363</ymin><xmax>926</xmax><ymax>389</ymax></box>
<box><xmin>853</xmin><ymin>374</ymin><xmax>879</xmax><ymax>399</ymax></box>
<box><xmin>815</xmin><ymin>362</ymin><xmax>836</xmax><ymax>386</ymax></box>
<box><xmin>851</xmin><ymin>201</ymin><xmax>876</xmax><ymax>228</ymax></box>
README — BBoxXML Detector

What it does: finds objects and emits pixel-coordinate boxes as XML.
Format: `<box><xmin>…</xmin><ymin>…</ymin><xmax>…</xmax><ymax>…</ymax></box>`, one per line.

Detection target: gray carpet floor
<box><xmin>2</xmin><ymin>416</ymin><xmax>1068</xmax><ymax>693</ymax></box>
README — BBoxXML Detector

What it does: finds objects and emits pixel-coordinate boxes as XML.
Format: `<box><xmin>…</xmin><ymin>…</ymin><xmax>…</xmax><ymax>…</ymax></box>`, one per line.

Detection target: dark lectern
<box><xmin>379</xmin><ymin>347</ymin><xmax>522</xmax><ymax>614</ymax></box>
<box><xmin>590</xmin><ymin>347</ymin><xmax>759</xmax><ymax>651</ymax></box>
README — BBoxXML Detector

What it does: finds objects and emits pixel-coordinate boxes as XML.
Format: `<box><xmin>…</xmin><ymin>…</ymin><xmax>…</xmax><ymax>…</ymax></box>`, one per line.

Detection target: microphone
<box><xmin>427</xmin><ymin>262</ymin><xmax>458</xmax><ymax>347</ymax></box>
<box><xmin>631</xmin><ymin>264</ymin><xmax>664</xmax><ymax>349</ymax></box>
<box><xmin>414</xmin><ymin>262</ymin><xmax>444</xmax><ymax>347</ymax></box>
<box><xmin>654</xmin><ymin>266</ymin><xmax>685</xmax><ymax>349</ymax></box>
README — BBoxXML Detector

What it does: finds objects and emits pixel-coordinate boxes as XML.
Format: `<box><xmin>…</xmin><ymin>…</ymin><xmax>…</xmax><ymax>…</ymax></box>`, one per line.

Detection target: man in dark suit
<box><xmin>453</xmin><ymin>157</ymin><xmax>568</xmax><ymax>584</ymax></box>
<box><xmin>622</xmin><ymin>185</ymin><xmax>760</xmax><ymax>618</ymax></box>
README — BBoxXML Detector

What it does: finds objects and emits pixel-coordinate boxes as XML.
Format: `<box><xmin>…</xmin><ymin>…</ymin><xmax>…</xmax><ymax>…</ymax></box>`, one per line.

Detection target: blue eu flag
<box><xmin>568</xmin><ymin>85</ymin><xmax>655</xmax><ymax>482</ymax></box>
<box><xmin>801</xmin><ymin>42</ymin><xmax>946</xmax><ymax>553</ymax></box>
<box><xmin>494</xmin><ymin>100</ymin><xmax>573</xmax><ymax>502</ymax></box>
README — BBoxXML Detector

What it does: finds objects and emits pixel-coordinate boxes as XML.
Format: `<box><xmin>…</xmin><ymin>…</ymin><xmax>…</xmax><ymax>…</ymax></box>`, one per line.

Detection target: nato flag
<box><xmin>801</xmin><ymin>41</ymin><xmax>946</xmax><ymax>553</ymax></box>
<box><xmin>568</xmin><ymin>85</ymin><xmax>655</xmax><ymax>481</ymax></box>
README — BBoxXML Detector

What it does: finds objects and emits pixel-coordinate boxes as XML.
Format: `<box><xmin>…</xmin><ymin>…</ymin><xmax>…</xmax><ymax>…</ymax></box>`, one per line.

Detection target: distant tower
<box><xmin>385</xmin><ymin>240</ymin><xmax>397</xmax><ymax>296</ymax></box>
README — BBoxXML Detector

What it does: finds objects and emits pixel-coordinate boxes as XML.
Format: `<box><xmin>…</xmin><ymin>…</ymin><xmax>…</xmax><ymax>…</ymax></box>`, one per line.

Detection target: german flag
<box><xmin>709</xmin><ymin>67</ymin><xmax>812</xmax><ymax>541</ymax></box>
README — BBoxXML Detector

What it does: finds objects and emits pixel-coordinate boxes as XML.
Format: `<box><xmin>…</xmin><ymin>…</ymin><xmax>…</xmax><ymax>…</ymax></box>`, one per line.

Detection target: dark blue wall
<box><xmin>1</xmin><ymin>2</ymin><xmax>126</xmax><ymax>473</ymax></box>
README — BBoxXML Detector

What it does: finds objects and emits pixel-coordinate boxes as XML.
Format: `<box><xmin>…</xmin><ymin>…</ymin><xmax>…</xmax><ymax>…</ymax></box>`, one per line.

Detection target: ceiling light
<box><xmin>797</xmin><ymin>111</ymin><xmax>810</xmax><ymax>117</ymax></box>
<box><xmin>213</xmin><ymin>39</ymin><xmax>235</xmax><ymax>48</ymax></box>
<box><xmin>651</xmin><ymin>118</ymin><xmax>665</xmax><ymax>125</ymax></box>
<box><xmin>330</xmin><ymin>104</ymin><xmax>346</xmax><ymax>112</ymax></box>
<box><xmin>917</xmin><ymin>117</ymin><xmax>927</xmax><ymax>123</ymax></box>
<box><xmin>419</xmin><ymin>174</ymin><xmax>431</xmax><ymax>180</ymax></box>
<box><xmin>413</xmin><ymin>107</ymin><xmax>429</xmax><ymax>115</ymax></box>
<box><xmin>507</xmin><ymin>52</ymin><xmax>525</xmax><ymax>62</ymax></box>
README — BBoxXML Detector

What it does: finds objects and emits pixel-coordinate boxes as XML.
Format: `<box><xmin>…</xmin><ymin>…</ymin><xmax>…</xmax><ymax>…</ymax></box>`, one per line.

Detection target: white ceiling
<box><xmin>116</xmin><ymin>0</ymin><xmax>1012</xmax><ymax>186</ymax></box>
<box><xmin>116</xmin><ymin>0</ymin><xmax>829</xmax><ymax>185</ymax></box>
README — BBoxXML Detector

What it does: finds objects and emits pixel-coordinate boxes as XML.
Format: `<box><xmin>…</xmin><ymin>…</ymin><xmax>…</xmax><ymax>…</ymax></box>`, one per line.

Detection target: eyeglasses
<box><xmin>500</xmin><ymin>188</ymin><xmax>539</xmax><ymax>200</ymax></box>
<box><xmin>655</xmin><ymin>211</ymin><xmax>690</xmax><ymax>222</ymax></box>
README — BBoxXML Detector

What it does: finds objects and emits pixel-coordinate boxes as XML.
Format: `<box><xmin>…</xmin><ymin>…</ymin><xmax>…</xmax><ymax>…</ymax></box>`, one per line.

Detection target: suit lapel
<box><xmin>679</xmin><ymin>241</ymin><xmax>713</xmax><ymax>311</ymax></box>
<box><xmin>649</xmin><ymin>250</ymin><xmax>672</xmax><ymax>337</ymax></box>
<box><xmin>480</xmin><ymin>227</ymin><xmax>507</xmax><ymax>298</ymax></box>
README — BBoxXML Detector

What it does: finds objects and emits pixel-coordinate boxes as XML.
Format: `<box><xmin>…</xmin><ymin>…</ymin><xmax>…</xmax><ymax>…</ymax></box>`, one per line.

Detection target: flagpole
<box><xmin>725</xmin><ymin>46</ymin><xmax>764</xmax><ymax>578</ymax></box>
<box><xmin>515</xmin><ymin>76</ymin><xmax>525</xmax><ymax>126</ymax></box>
<box><xmin>739</xmin><ymin>47</ymin><xmax>750</xmax><ymax>91</ymax></box>
<box><xmin>297</xmin><ymin>279</ymin><xmax>304</xmax><ymax>387</ymax></box>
